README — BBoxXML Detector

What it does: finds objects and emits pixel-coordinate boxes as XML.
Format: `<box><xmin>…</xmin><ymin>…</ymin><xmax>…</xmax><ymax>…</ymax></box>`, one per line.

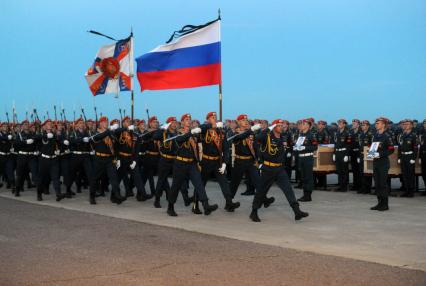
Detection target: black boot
<box><xmin>14</xmin><ymin>187</ymin><xmax>20</xmax><ymax>197</ymax></box>
<box><xmin>370</xmin><ymin>197</ymin><xmax>381</xmax><ymax>210</ymax></box>
<box><xmin>202</xmin><ymin>201</ymin><xmax>218</xmax><ymax>216</ymax></box>
<box><xmin>263</xmin><ymin>196</ymin><xmax>275</xmax><ymax>208</ymax></box>
<box><xmin>110</xmin><ymin>193</ymin><xmax>122</xmax><ymax>205</ymax></box>
<box><xmin>249</xmin><ymin>209</ymin><xmax>261</xmax><ymax>222</ymax></box>
<box><xmin>37</xmin><ymin>188</ymin><xmax>43</xmax><ymax>201</ymax></box>
<box><xmin>126</xmin><ymin>189</ymin><xmax>135</xmax><ymax>197</ymax></box>
<box><xmin>76</xmin><ymin>185</ymin><xmax>82</xmax><ymax>193</ymax></box>
<box><xmin>153</xmin><ymin>197</ymin><xmax>161</xmax><ymax>208</ymax></box>
<box><xmin>291</xmin><ymin>202</ymin><xmax>309</xmax><ymax>221</ymax></box>
<box><xmin>192</xmin><ymin>200</ymin><xmax>202</xmax><ymax>214</ymax></box>
<box><xmin>378</xmin><ymin>197</ymin><xmax>389</xmax><ymax>211</ymax></box>
<box><xmin>182</xmin><ymin>192</ymin><xmax>191</xmax><ymax>207</ymax></box>
<box><xmin>224</xmin><ymin>198</ymin><xmax>240</xmax><ymax>212</ymax></box>
<box><xmin>400</xmin><ymin>192</ymin><xmax>414</xmax><ymax>198</ymax></box>
<box><xmin>298</xmin><ymin>192</ymin><xmax>312</xmax><ymax>202</ymax></box>
<box><xmin>90</xmin><ymin>194</ymin><xmax>96</xmax><ymax>205</ymax></box>
<box><xmin>56</xmin><ymin>193</ymin><xmax>66</xmax><ymax>202</ymax></box>
<box><xmin>167</xmin><ymin>203</ymin><xmax>178</xmax><ymax>216</ymax></box>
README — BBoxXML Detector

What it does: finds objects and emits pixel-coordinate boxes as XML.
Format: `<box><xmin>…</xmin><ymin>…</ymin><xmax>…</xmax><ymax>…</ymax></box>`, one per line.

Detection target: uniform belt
<box><xmin>299</xmin><ymin>152</ymin><xmax>314</xmax><ymax>157</ymax></box>
<box><xmin>138</xmin><ymin>152</ymin><xmax>145</xmax><ymax>156</ymax></box>
<box><xmin>202</xmin><ymin>154</ymin><xmax>220</xmax><ymax>161</ymax></box>
<box><xmin>352</xmin><ymin>148</ymin><xmax>359</xmax><ymax>152</ymax></box>
<box><xmin>336</xmin><ymin>148</ymin><xmax>346</xmax><ymax>152</ymax></box>
<box><xmin>235</xmin><ymin>155</ymin><xmax>252</xmax><ymax>160</ymax></box>
<box><xmin>146</xmin><ymin>151</ymin><xmax>159</xmax><ymax>156</ymax></box>
<box><xmin>119</xmin><ymin>152</ymin><xmax>132</xmax><ymax>157</ymax></box>
<box><xmin>263</xmin><ymin>161</ymin><xmax>282</xmax><ymax>167</ymax></box>
<box><xmin>401</xmin><ymin>151</ymin><xmax>414</xmax><ymax>155</ymax></box>
<box><xmin>41</xmin><ymin>154</ymin><xmax>57</xmax><ymax>159</ymax></box>
<box><xmin>0</xmin><ymin>151</ymin><xmax>10</xmax><ymax>155</ymax></box>
<box><xmin>161</xmin><ymin>153</ymin><xmax>176</xmax><ymax>159</ymax></box>
<box><xmin>72</xmin><ymin>151</ymin><xmax>90</xmax><ymax>155</ymax></box>
<box><xmin>176</xmin><ymin>156</ymin><xmax>193</xmax><ymax>163</ymax></box>
<box><xmin>96</xmin><ymin>152</ymin><xmax>112</xmax><ymax>157</ymax></box>
<box><xmin>18</xmin><ymin>151</ymin><xmax>37</xmax><ymax>155</ymax></box>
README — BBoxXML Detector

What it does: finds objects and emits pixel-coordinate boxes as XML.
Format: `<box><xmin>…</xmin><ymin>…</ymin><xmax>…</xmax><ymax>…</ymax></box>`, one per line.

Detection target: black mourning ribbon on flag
<box><xmin>87</xmin><ymin>30</ymin><xmax>117</xmax><ymax>41</ymax></box>
<box><xmin>165</xmin><ymin>18</ymin><xmax>220</xmax><ymax>44</ymax></box>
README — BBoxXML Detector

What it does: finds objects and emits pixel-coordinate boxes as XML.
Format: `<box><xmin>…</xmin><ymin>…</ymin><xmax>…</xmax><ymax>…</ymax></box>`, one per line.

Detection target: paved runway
<box><xmin>1</xmin><ymin>197</ymin><xmax>425</xmax><ymax>286</ymax></box>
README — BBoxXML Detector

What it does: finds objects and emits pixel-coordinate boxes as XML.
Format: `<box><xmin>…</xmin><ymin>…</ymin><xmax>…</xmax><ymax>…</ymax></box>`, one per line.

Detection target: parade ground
<box><xmin>1</xmin><ymin>176</ymin><xmax>426</xmax><ymax>286</ymax></box>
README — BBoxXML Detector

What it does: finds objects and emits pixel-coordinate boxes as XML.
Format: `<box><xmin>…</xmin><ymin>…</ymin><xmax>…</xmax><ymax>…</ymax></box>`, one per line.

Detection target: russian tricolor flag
<box><xmin>136</xmin><ymin>19</ymin><xmax>221</xmax><ymax>91</ymax></box>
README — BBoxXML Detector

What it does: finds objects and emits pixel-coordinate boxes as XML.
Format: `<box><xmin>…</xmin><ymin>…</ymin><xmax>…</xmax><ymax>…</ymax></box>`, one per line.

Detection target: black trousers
<box><xmin>229</xmin><ymin>159</ymin><xmax>260</xmax><ymax>198</ymax></box>
<box><xmin>38</xmin><ymin>157</ymin><xmax>61</xmax><ymax>195</ymax></box>
<box><xmin>360</xmin><ymin>158</ymin><xmax>372</xmax><ymax>193</ymax></box>
<box><xmin>252</xmin><ymin>166</ymin><xmax>297</xmax><ymax>210</ymax></box>
<box><xmin>16</xmin><ymin>155</ymin><xmax>38</xmax><ymax>191</ymax></box>
<box><xmin>90</xmin><ymin>156</ymin><xmax>121</xmax><ymax>199</ymax></box>
<box><xmin>0</xmin><ymin>155</ymin><xmax>15</xmax><ymax>185</ymax></box>
<box><xmin>335</xmin><ymin>151</ymin><xmax>349</xmax><ymax>190</ymax></box>
<box><xmin>141</xmin><ymin>155</ymin><xmax>159</xmax><ymax>195</ymax></box>
<box><xmin>67</xmin><ymin>154</ymin><xmax>93</xmax><ymax>189</ymax></box>
<box><xmin>350</xmin><ymin>152</ymin><xmax>362</xmax><ymax>189</ymax></box>
<box><xmin>117</xmin><ymin>157</ymin><xmax>147</xmax><ymax>196</ymax></box>
<box><xmin>59</xmin><ymin>155</ymin><xmax>71</xmax><ymax>188</ymax></box>
<box><xmin>401</xmin><ymin>155</ymin><xmax>415</xmax><ymax>194</ymax></box>
<box><xmin>283</xmin><ymin>152</ymin><xmax>292</xmax><ymax>179</ymax></box>
<box><xmin>298</xmin><ymin>156</ymin><xmax>314</xmax><ymax>193</ymax></box>
<box><xmin>168</xmin><ymin>161</ymin><xmax>208</xmax><ymax>204</ymax></box>
<box><xmin>154</xmin><ymin>157</ymin><xmax>173</xmax><ymax>198</ymax></box>
<box><xmin>201</xmin><ymin>159</ymin><xmax>232</xmax><ymax>200</ymax></box>
<box><xmin>421</xmin><ymin>153</ymin><xmax>426</xmax><ymax>188</ymax></box>
<box><xmin>373</xmin><ymin>157</ymin><xmax>390</xmax><ymax>198</ymax></box>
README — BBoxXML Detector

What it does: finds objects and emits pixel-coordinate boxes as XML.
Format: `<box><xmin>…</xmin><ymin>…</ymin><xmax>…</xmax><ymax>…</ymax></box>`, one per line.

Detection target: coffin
<box><xmin>313</xmin><ymin>145</ymin><xmax>336</xmax><ymax>172</ymax></box>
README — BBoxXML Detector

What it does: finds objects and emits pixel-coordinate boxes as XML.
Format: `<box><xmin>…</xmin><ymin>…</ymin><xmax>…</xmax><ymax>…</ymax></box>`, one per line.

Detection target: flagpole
<box><xmin>218</xmin><ymin>8</ymin><xmax>222</xmax><ymax>122</ymax></box>
<box><xmin>130</xmin><ymin>28</ymin><xmax>135</xmax><ymax>122</ymax></box>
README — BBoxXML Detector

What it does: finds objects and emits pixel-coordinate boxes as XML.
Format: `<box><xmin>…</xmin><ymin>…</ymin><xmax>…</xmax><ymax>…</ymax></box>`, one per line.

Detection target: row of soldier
<box><xmin>0</xmin><ymin>113</ymin><xmax>425</xmax><ymax>221</ymax></box>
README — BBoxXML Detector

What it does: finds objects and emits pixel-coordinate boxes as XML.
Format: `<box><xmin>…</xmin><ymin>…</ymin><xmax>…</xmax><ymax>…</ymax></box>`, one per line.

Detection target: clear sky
<box><xmin>1</xmin><ymin>0</ymin><xmax>425</xmax><ymax>123</ymax></box>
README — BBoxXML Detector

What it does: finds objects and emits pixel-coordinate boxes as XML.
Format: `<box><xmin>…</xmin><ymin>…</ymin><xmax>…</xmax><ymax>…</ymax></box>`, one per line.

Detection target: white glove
<box><xmin>420</xmin><ymin>158</ymin><xmax>422</xmax><ymax>164</ymax></box>
<box><xmin>191</xmin><ymin>127</ymin><xmax>201</xmax><ymax>135</ymax></box>
<box><xmin>130</xmin><ymin>161</ymin><xmax>137</xmax><ymax>170</ymax></box>
<box><xmin>127</xmin><ymin>125</ymin><xmax>135</xmax><ymax>131</ymax></box>
<box><xmin>298</xmin><ymin>146</ymin><xmax>306</xmax><ymax>151</ymax></box>
<box><xmin>357</xmin><ymin>158</ymin><xmax>360</xmax><ymax>163</ymax></box>
<box><xmin>410</xmin><ymin>159</ymin><xmax>415</xmax><ymax>164</ymax></box>
<box><xmin>90</xmin><ymin>150</ymin><xmax>95</xmax><ymax>155</ymax></box>
<box><xmin>218</xmin><ymin>163</ymin><xmax>226</xmax><ymax>174</ymax></box>
<box><xmin>83</xmin><ymin>137</ymin><xmax>90</xmax><ymax>143</ymax></box>
<box><xmin>63</xmin><ymin>140</ymin><xmax>69</xmax><ymax>146</ymax></box>
<box><xmin>268</xmin><ymin>124</ymin><xmax>277</xmax><ymax>131</ymax></box>
<box><xmin>251</xmin><ymin>124</ymin><xmax>261</xmax><ymax>132</ymax></box>
<box><xmin>7</xmin><ymin>135</ymin><xmax>12</xmax><ymax>140</ymax></box>
<box><xmin>47</xmin><ymin>133</ymin><xmax>54</xmax><ymax>139</ymax></box>
<box><xmin>373</xmin><ymin>152</ymin><xmax>380</xmax><ymax>158</ymax></box>
<box><xmin>109</xmin><ymin>123</ymin><xmax>119</xmax><ymax>131</ymax></box>
<box><xmin>116</xmin><ymin>160</ymin><xmax>121</xmax><ymax>169</ymax></box>
<box><xmin>397</xmin><ymin>159</ymin><xmax>401</xmax><ymax>164</ymax></box>
<box><xmin>343</xmin><ymin>156</ymin><xmax>349</xmax><ymax>162</ymax></box>
<box><xmin>54</xmin><ymin>150</ymin><xmax>60</xmax><ymax>155</ymax></box>
<box><xmin>26</xmin><ymin>139</ymin><xmax>34</xmax><ymax>144</ymax></box>
<box><xmin>286</xmin><ymin>152</ymin><xmax>292</xmax><ymax>158</ymax></box>
<box><xmin>293</xmin><ymin>146</ymin><xmax>297</xmax><ymax>151</ymax></box>
<box><xmin>216</xmin><ymin>122</ymin><xmax>224</xmax><ymax>128</ymax></box>
<box><xmin>258</xmin><ymin>164</ymin><xmax>263</xmax><ymax>170</ymax></box>
<box><xmin>332</xmin><ymin>154</ymin><xmax>336</xmax><ymax>162</ymax></box>
<box><xmin>160</xmin><ymin>123</ymin><xmax>170</xmax><ymax>130</ymax></box>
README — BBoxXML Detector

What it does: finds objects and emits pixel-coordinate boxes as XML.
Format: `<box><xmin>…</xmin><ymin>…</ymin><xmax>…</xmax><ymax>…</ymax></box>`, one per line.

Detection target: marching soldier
<box><xmin>228</xmin><ymin>115</ymin><xmax>262</xmax><ymax>199</ymax></box>
<box><xmin>397</xmin><ymin>119</ymin><xmax>418</xmax><ymax>197</ymax></box>
<box><xmin>349</xmin><ymin>119</ymin><xmax>362</xmax><ymax>191</ymax></box>
<box><xmin>294</xmin><ymin>119</ymin><xmax>318</xmax><ymax>202</ymax></box>
<box><xmin>369</xmin><ymin>117</ymin><xmax>394</xmax><ymax>211</ymax></box>
<box><xmin>141</xmin><ymin>116</ymin><xmax>160</xmax><ymax>196</ymax></box>
<box><xmin>56</xmin><ymin>120</ymin><xmax>73</xmax><ymax>198</ymax></box>
<box><xmin>166</xmin><ymin>113</ymin><xmax>218</xmax><ymax>217</ymax></box>
<box><xmin>88</xmin><ymin>116</ymin><xmax>126</xmax><ymax>205</ymax></box>
<box><xmin>116</xmin><ymin>116</ymin><xmax>151</xmax><ymax>201</ymax></box>
<box><xmin>282</xmin><ymin>120</ymin><xmax>293</xmax><ymax>179</ymax></box>
<box><xmin>0</xmin><ymin>122</ymin><xmax>15</xmax><ymax>192</ymax></box>
<box><xmin>314</xmin><ymin>120</ymin><xmax>330</xmax><ymax>190</ymax></box>
<box><xmin>152</xmin><ymin>116</ymin><xmax>191</xmax><ymax>208</ymax></box>
<box><xmin>333</xmin><ymin>119</ymin><xmax>352</xmax><ymax>192</ymax></box>
<box><xmin>37</xmin><ymin>119</ymin><xmax>66</xmax><ymax>201</ymax></box>
<box><xmin>200</xmin><ymin>112</ymin><xmax>240</xmax><ymax>212</ymax></box>
<box><xmin>250</xmin><ymin>119</ymin><xmax>309</xmax><ymax>222</ymax></box>
<box><xmin>358</xmin><ymin>120</ymin><xmax>374</xmax><ymax>194</ymax></box>
<box><xmin>14</xmin><ymin>120</ymin><xmax>39</xmax><ymax>197</ymax></box>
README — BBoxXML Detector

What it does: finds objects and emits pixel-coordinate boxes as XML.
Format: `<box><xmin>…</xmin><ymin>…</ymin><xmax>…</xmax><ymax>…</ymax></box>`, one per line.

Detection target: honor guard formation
<box><xmin>1</xmin><ymin>112</ymin><xmax>425</xmax><ymax>222</ymax></box>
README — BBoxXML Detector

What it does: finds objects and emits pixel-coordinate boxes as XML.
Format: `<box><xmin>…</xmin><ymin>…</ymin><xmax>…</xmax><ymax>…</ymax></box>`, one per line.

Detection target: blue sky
<box><xmin>1</xmin><ymin>0</ymin><xmax>425</xmax><ymax>123</ymax></box>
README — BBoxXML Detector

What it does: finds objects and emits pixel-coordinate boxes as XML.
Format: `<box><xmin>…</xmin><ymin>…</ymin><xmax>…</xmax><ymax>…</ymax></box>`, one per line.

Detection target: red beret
<box><xmin>301</xmin><ymin>118</ymin><xmax>312</xmax><ymax>125</ymax></box>
<box><xmin>21</xmin><ymin>120</ymin><xmax>29</xmax><ymax>125</ymax></box>
<box><xmin>122</xmin><ymin>116</ymin><xmax>130</xmax><ymax>122</ymax></box>
<box><xmin>148</xmin><ymin>116</ymin><xmax>157</xmax><ymax>124</ymax></box>
<box><xmin>74</xmin><ymin>118</ymin><xmax>84</xmax><ymax>125</ymax></box>
<box><xmin>236</xmin><ymin>114</ymin><xmax>248</xmax><ymax>121</ymax></box>
<box><xmin>338</xmin><ymin>119</ymin><xmax>347</xmax><ymax>124</ymax></box>
<box><xmin>206</xmin><ymin>112</ymin><xmax>217</xmax><ymax>120</ymax></box>
<box><xmin>0</xmin><ymin>122</ymin><xmax>7</xmax><ymax>127</ymax></box>
<box><xmin>181</xmin><ymin>113</ymin><xmax>191</xmax><ymax>122</ymax></box>
<box><xmin>86</xmin><ymin>119</ymin><xmax>94</xmax><ymax>123</ymax></box>
<box><xmin>166</xmin><ymin>116</ymin><xmax>177</xmax><ymax>123</ymax></box>
<box><xmin>271</xmin><ymin>119</ymin><xmax>284</xmax><ymax>126</ymax></box>
<box><xmin>375</xmin><ymin>117</ymin><xmax>388</xmax><ymax>124</ymax></box>
<box><xmin>308</xmin><ymin>117</ymin><xmax>315</xmax><ymax>123</ymax></box>
<box><xmin>138</xmin><ymin>119</ymin><xmax>145</xmax><ymax>125</ymax></box>
<box><xmin>317</xmin><ymin>120</ymin><xmax>327</xmax><ymax>125</ymax></box>
<box><xmin>361</xmin><ymin>120</ymin><xmax>370</xmax><ymax>125</ymax></box>
<box><xmin>42</xmin><ymin>119</ymin><xmax>52</xmax><ymax>126</ymax></box>
<box><xmin>99</xmin><ymin>116</ymin><xmax>108</xmax><ymax>123</ymax></box>
<box><xmin>352</xmin><ymin>119</ymin><xmax>360</xmax><ymax>123</ymax></box>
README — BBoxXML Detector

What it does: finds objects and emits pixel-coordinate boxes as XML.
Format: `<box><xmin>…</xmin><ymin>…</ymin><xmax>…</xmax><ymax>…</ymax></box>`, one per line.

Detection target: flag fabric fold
<box><xmin>85</xmin><ymin>36</ymin><xmax>133</xmax><ymax>96</ymax></box>
<box><xmin>136</xmin><ymin>19</ymin><xmax>221</xmax><ymax>91</ymax></box>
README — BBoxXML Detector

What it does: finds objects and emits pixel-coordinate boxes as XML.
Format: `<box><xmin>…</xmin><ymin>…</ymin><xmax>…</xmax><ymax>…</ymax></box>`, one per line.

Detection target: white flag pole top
<box><xmin>129</xmin><ymin>33</ymin><xmax>134</xmax><ymax>91</ymax></box>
